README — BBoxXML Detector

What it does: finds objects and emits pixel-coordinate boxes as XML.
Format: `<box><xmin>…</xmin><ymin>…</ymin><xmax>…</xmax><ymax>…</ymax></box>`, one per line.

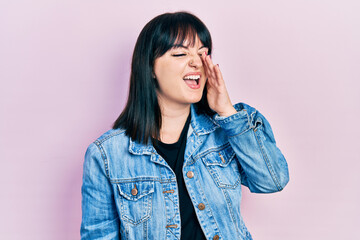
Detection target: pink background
<box><xmin>1</xmin><ymin>1</ymin><xmax>359</xmax><ymax>239</ymax></box>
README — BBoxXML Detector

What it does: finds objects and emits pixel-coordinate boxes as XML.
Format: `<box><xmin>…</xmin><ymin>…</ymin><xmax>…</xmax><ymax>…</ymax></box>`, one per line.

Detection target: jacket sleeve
<box><xmin>214</xmin><ymin>102</ymin><xmax>289</xmax><ymax>193</ymax></box>
<box><xmin>81</xmin><ymin>142</ymin><xmax>120</xmax><ymax>239</ymax></box>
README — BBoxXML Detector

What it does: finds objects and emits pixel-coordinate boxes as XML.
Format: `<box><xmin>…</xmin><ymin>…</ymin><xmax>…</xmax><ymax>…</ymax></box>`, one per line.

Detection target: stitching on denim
<box><xmin>160</xmin><ymin>178</ymin><xmax>176</xmax><ymax>183</ymax></box>
<box><xmin>158</xmin><ymin>167</ymin><xmax>179</xmax><ymax>225</ymax></box>
<box><xmin>253</xmin><ymin>130</ymin><xmax>282</xmax><ymax>191</ymax></box>
<box><xmin>202</xmin><ymin>150</ymin><xmax>236</xmax><ymax>167</ymax></box>
<box><xmin>159</xmin><ymin>178</ymin><xmax>177</xmax><ymax>184</ymax></box>
<box><xmin>184</xmin><ymin>154</ymin><xmax>197</xmax><ymax>166</ymax></box>
<box><xmin>195</xmin><ymin>175</ymin><xmax>222</xmax><ymax>239</ymax></box>
<box><xmin>167</xmin><ymin>228</ymin><xmax>180</xmax><ymax>240</ymax></box>
<box><xmin>143</xmin><ymin>220</ymin><xmax>148</xmax><ymax>240</ymax></box>
<box><xmin>192</xmin><ymin>142</ymin><xmax>231</xmax><ymax>161</ymax></box>
<box><xmin>110</xmin><ymin>177</ymin><xmax>161</xmax><ymax>184</ymax></box>
<box><xmin>125</xmin><ymin>223</ymin><xmax>129</xmax><ymax>240</ymax></box>
<box><xmin>115</xmin><ymin>181</ymin><xmax>153</xmax><ymax>226</ymax></box>
<box><xmin>203</xmin><ymin>161</ymin><xmax>241</xmax><ymax>189</ymax></box>
<box><xmin>207</xmin><ymin>114</ymin><xmax>221</xmax><ymax>127</ymax></box>
<box><xmin>218</xmin><ymin>176</ymin><xmax>241</xmax><ymax>189</ymax></box>
<box><xmin>117</xmin><ymin>184</ymin><xmax>154</xmax><ymax>200</ymax></box>
<box><xmin>94</xmin><ymin>141</ymin><xmax>110</xmax><ymax>178</ymax></box>
<box><xmin>96</xmin><ymin>129</ymin><xmax>126</xmax><ymax>144</ymax></box>
<box><xmin>250</xmin><ymin>110</ymin><xmax>257</xmax><ymax>126</ymax></box>
<box><xmin>227</xmin><ymin>127</ymin><xmax>252</xmax><ymax>139</ymax></box>
<box><xmin>216</xmin><ymin>109</ymin><xmax>249</xmax><ymax>125</ymax></box>
<box><xmin>193</xmin><ymin>114</ymin><xmax>219</xmax><ymax>135</ymax></box>
<box><xmin>164</xmin><ymin>191</ymin><xmax>176</xmax><ymax>206</ymax></box>
<box><xmin>221</xmin><ymin>189</ymin><xmax>241</xmax><ymax>237</ymax></box>
<box><xmin>160</xmin><ymin>181</ymin><xmax>179</xmax><ymax>226</ymax></box>
<box><xmin>169</xmin><ymin>191</ymin><xmax>179</xmax><ymax>223</ymax></box>
<box><xmin>217</xmin><ymin>110</ymin><xmax>253</xmax><ymax>138</ymax></box>
<box><xmin>183</xmin><ymin>135</ymin><xmax>203</xmax><ymax>166</ymax></box>
<box><xmin>120</xmin><ymin>194</ymin><xmax>152</xmax><ymax>225</ymax></box>
<box><xmin>159</xmin><ymin>183</ymin><xmax>170</xmax><ymax>239</ymax></box>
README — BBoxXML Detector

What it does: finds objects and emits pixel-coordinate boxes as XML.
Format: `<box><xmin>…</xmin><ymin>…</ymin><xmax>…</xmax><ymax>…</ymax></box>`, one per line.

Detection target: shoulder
<box><xmin>85</xmin><ymin>128</ymin><xmax>129</xmax><ymax>156</ymax></box>
<box><xmin>94</xmin><ymin>128</ymin><xmax>127</xmax><ymax>145</ymax></box>
<box><xmin>84</xmin><ymin>128</ymin><xmax>130</xmax><ymax>170</ymax></box>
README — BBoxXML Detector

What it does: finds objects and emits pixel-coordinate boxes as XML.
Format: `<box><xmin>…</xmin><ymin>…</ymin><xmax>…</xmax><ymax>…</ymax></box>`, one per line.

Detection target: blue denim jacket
<box><xmin>81</xmin><ymin>102</ymin><xmax>289</xmax><ymax>240</ymax></box>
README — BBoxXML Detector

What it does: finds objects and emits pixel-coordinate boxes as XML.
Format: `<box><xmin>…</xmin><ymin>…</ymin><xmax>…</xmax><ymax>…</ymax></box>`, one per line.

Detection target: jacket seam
<box><xmin>195</xmin><ymin>172</ymin><xmax>223</xmax><ymax>239</ymax></box>
<box><xmin>204</xmin><ymin>160</ymin><xmax>241</xmax><ymax>189</ymax></box>
<box><xmin>110</xmin><ymin>177</ymin><xmax>162</xmax><ymax>183</ymax></box>
<box><xmin>94</xmin><ymin>140</ymin><xmax>111</xmax><ymax>178</ymax></box>
<box><xmin>167</xmin><ymin>228</ymin><xmax>180</xmax><ymax>240</ymax></box>
<box><xmin>192</xmin><ymin>142</ymin><xmax>231</xmax><ymax>161</ymax></box>
<box><xmin>97</xmin><ymin>129</ymin><xmax>126</xmax><ymax>144</ymax></box>
<box><xmin>221</xmin><ymin>189</ymin><xmax>242</xmax><ymax>238</ymax></box>
<box><xmin>143</xmin><ymin>220</ymin><xmax>148</xmax><ymax>240</ymax></box>
<box><xmin>253</xmin><ymin>130</ymin><xmax>282</xmax><ymax>191</ymax></box>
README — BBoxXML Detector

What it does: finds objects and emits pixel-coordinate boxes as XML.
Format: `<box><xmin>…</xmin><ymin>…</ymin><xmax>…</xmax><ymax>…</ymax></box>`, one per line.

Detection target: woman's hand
<box><xmin>201</xmin><ymin>52</ymin><xmax>237</xmax><ymax>117</ymax></box>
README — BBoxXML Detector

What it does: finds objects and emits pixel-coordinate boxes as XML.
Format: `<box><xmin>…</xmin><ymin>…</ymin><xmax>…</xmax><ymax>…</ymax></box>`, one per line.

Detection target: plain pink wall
<box><xmin>1</xmin><ymin>0</ymin><xmax>359</xmax><ymax>239</ymax></box>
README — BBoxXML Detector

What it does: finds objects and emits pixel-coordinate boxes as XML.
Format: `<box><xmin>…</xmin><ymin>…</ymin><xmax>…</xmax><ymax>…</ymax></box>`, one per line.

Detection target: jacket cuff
<box><xmin>214</xmin><ymin>103</ymin><xmax>256</xmax><ymax>137</ymax></box>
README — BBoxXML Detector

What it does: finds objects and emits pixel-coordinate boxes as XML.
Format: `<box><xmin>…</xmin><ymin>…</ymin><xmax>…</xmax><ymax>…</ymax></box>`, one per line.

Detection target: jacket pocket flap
<box><xmin>117</xmin><ymin>181</ymin><xmax>154</xmax><ymax>201</ymax></box>
<box><xmin>202</xmin><ymin>145</ymin><xmax>235</xmax><ymax>167</ymax></box>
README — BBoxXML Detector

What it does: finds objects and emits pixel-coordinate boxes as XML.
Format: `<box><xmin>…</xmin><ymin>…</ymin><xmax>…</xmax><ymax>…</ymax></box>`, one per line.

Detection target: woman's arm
<box><xmin>201</xmin><ymin>53</ymin><xmax>289</xmax><ymax>193</ymax></box>
<box><xmin>81</xmin><ymin>143</ymin><xmax>120</xmax><ymax>239</ymax></box>
<box><xmin>215</xmin><ymin>103</ymin><xmax>289</xmax><ymax>193</ymax></box>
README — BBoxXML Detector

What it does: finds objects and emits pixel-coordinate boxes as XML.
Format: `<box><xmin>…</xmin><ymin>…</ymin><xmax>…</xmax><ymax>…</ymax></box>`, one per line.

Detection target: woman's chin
<box><xmin>185</xmin><ymin>93</ymin><xmax>203</xmax><ymax>104</ymax></box>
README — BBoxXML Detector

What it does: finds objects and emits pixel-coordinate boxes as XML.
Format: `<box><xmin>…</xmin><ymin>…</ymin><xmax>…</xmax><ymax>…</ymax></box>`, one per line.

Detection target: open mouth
<box><xmin>183</xmin><ymin>74</ymin><xmax>201</xmax><ymax>89</ymax></box>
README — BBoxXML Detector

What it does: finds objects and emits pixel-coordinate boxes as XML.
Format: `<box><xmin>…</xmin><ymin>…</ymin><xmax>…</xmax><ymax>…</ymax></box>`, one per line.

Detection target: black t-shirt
<box><xmin>153</xmin><ymin>113</ymin><xmax>206</xmax><ymax>240</ymax></box>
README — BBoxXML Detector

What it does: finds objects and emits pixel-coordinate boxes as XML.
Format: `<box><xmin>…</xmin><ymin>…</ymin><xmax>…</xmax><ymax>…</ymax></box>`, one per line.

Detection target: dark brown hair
<box><xmin>113</xmin><ymin>11</ymin><xmax>213</xmax><ymax>144</ymax></box>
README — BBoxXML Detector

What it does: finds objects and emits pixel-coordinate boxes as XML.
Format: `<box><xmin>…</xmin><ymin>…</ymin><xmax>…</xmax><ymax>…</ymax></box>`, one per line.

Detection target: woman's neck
<box><xmin>158</xmin><ymin>102</ymin><xmax>190</xmax><ymax>144</ymax></box>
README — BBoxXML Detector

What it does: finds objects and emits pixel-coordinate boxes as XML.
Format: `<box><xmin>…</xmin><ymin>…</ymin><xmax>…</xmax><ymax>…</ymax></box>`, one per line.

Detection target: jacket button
<box><xmin>213</xmin><ymin>235</ymin><xmax>219</xmax><ymax>240</ymax></box>
<box><xmin>131</xmin><ymin>188</ymin><xmax>138</xmax><ymax>196</ymax></box>
<box><xmin>186</xmin><ymin>171</ymin><xmax>194</xmax><ymax>178</ymax></box>
<box><xmin>131</xmin><ymin>184</ymin><xmax>138</xmax><ymax>196</ymax></box>
<box><xmin>198</xmin><ymin>203</ymin><xmax>205</xmax><ymax>210</ymax></box>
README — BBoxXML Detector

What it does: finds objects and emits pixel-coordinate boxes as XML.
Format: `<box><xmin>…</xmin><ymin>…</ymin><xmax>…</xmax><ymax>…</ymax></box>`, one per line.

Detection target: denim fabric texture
<box><xmin>81</xmin><ymin>102</ymin><xmax>289</xmax><ymax>240</ymax></box>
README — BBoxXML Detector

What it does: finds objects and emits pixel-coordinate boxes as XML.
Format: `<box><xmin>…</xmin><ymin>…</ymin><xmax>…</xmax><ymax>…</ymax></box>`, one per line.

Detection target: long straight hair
<box><xmin>113</xmin><ymin>12</ymin><xmax>214</xmax><ymax>144</ymax></box>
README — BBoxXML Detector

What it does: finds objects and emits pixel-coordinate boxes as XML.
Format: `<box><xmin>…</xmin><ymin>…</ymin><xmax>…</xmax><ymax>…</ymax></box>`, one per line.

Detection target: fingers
<box><xmin>201</xmin><ymin>53</ymin><xmax>215</xmax><ymax>80</ymax></box>
<box><xmin>201</xmin><ymin>53</ymin><xmax>223</xmax><ymax>86</ymax></box>
<box><xmin>201</xmin><ymin>53</ymin><xmax>211</xmax><ymax>78</ymax></box>
<box><xmin>214</xmin><ymin>64</ymin><xmax>224</xmax><ymax>85</ymax></box>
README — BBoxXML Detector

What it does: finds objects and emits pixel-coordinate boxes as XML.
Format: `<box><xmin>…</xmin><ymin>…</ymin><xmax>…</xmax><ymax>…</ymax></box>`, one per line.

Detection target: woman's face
<box><xmin>153</xmin><ymin>35</ymin><xmax>209</xmax><ymax>108</ymax></box>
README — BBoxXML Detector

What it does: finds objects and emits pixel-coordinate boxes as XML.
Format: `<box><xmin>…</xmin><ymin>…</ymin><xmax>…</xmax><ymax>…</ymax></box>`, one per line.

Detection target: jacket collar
<box><xmin>129</xmin><ymin>104</ymin><xmax>219</xmax><ymax>155</ymax></box>
<box><xmin>189</xmin><ymin>104</ymin><xmax>219</xmax><ymax>136</ymax></box>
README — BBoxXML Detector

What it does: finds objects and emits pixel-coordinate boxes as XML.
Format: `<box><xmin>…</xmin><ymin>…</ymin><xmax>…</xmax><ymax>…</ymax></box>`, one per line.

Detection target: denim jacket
<box><xmin>81</xmin><ymin>102</ymin><xmax>289</xmax><ymax>240</ymax></box>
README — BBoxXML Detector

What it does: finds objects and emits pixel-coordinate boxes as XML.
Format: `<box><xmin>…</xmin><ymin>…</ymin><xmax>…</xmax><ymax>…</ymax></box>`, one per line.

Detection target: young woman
<box><xmin>81</xmin><ymin>11</ymin><xmax>289</xmax><ymax>240</ymax></box>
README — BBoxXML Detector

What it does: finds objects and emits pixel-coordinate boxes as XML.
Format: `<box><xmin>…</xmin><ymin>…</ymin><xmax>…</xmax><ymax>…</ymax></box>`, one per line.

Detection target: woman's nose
<box><xmin>189</xmin><ymin>54</ymin><xmax>202</xmax><ymax>68</ymax></box>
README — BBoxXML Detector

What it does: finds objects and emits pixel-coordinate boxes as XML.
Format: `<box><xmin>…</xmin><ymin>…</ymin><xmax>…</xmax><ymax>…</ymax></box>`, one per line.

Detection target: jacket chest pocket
<box><xmin>201</xmin><ymin>144</ymin><xmax>241</xmax><ymax>189</ymax></box>
<box><xmin>116</xmin><ymin>180</ymin><xmax>154</xmax><ymax>225</ymax></box>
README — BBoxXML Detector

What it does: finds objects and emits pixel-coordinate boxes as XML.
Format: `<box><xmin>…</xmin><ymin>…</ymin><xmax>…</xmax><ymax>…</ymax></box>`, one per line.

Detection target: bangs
<box><xmin>171</xmin><ymin>24</ymin><xmax>200</xmax><ymax>48</ymax></box>
<box><xmin>114</xmin><ymin>11</ymin><xmax>214</xmax><ymax>144</ymax></box>
<box><xmin>152</xmin><ymin>12</ymin><xmax>212</xmax><ymax>59</ymax></box>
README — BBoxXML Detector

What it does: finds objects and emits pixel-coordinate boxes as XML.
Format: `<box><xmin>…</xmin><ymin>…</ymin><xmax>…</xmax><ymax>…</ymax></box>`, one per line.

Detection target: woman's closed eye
<box><xmin>172</xmin><ymin>53</ymin><xmax>206</xmax><ymax>57</ymax></box>
<box><xmin>172</xmin><ymin>54</ymin><xmax>186</xmax><ymax>57</ymax></box>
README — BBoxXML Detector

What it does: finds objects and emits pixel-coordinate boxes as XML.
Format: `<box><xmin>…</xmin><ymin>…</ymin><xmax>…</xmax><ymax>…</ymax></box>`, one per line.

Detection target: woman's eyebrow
<box><xmin>172</xmin><ymin>44</ymin><xmax>188</xmax><ymax>49</ymax></box>
<box><xmin>171</xmin><ymin>44</ymin><xmax>208</xmax><ymax>50</ymax></box>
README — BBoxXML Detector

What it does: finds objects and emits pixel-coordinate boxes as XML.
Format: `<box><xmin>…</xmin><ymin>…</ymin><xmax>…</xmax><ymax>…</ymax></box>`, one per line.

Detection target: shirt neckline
<box><xmin>155</xmin><ymin>112</ymin><xmax>191</xmax><ymax>149</ymax></box>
